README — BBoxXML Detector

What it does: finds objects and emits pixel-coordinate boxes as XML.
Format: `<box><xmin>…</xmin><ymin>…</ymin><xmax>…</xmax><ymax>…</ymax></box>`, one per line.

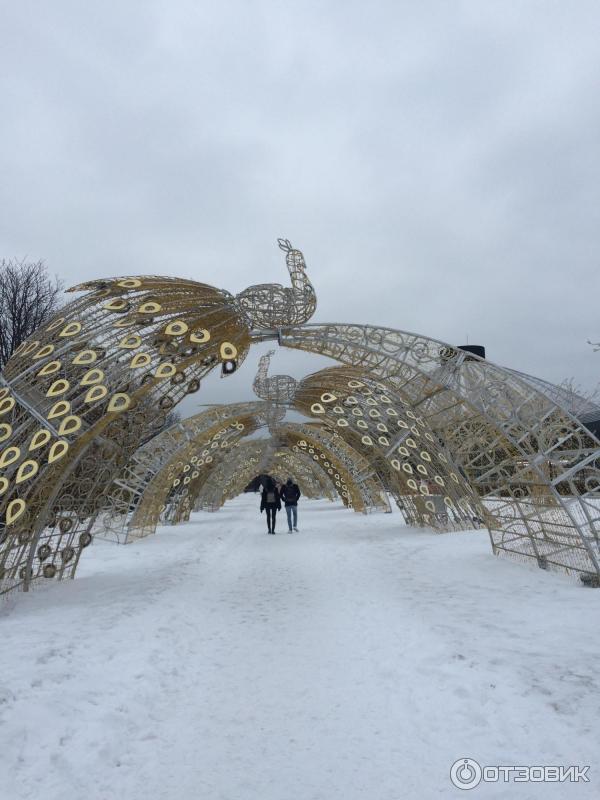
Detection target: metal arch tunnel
<box><xmin>102</xmin><ymin>400</ymin><xmax>389</xmax><ymax>543</ymax></box>
<box><xmin>0</xmin><ymin>239</ymin><xmax>599</xmax><ymax>596</ymax></box>
<box><xmin>101</xmin><ymin>340</ymin><xmax>600</xmax><ymax>582</ymax></box>
<box><xmin>276</xmin><ymin>323</ymin><xmax>600</xmax><ymax>577</ymax></box>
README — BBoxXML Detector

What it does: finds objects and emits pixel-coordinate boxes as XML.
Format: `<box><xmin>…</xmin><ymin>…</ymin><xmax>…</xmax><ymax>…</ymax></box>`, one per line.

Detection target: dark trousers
<box><xmin>266</xmin><ymin>506</ymin><xmax>277</xmax><ymax>532</ymax></box>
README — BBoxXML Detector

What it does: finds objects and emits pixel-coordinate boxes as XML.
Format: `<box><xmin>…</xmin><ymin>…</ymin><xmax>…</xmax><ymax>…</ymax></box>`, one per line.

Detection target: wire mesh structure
<box><xmin>293</xmin><ymin>366</ymin><xmax>483</xmax><ymax>530</ymax></box>
<box><xmin>252</xmin><ymin>350</ymin><xmax>298</xmax><ymax>403</ymax></box>
<box><xmin>277</xmin><ymin>324</ymin><xmax>600</xmax><ymax>579</ymax></box>
<box><xmin>0</xmin><ymin>276</ymin><xmax>251</xmax><ymax>592</ymax></box>
<box><xmin>1</xmin><ymin>238</ymin><xmax>599</xmax><ymax>597</ymax></box>
<box><xmin>236</xmin><ymin>239</ymin><xmax>316</xmax><ymax>329</ymax></box>
<box><xmin>100</xmin><ymin>400</ymin><xmax>387</xmax><ymax>542</ymax></box>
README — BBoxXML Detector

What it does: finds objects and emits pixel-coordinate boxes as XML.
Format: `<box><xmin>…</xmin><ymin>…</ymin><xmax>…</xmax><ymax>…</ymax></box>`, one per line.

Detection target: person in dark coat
<box><xmin>260</xmin><ymin>477</ymin><xmax>281</xmax><ymax>534</ymax></box>
<box><xmin>280</xmin><ymin>477</ymin><xmax>301</xmax><ymax>532</ymax></box>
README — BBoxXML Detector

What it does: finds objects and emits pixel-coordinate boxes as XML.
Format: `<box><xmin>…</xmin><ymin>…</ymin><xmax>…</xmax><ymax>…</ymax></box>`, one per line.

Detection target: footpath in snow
<box><xmin>1</xmin><ymin>494</ymin><xmax>599</xmax><ymax>800</ymax></box>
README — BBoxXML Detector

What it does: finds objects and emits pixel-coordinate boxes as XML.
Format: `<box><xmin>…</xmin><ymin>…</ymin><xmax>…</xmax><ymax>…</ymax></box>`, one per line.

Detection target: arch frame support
<box><xmin>278</xmin><ymin>322</ymin><xmax>600</xmax><ymax>580</ymax></box>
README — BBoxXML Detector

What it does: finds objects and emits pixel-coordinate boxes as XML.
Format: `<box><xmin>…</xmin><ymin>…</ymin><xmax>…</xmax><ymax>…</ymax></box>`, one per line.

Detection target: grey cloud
<box><xmin>1</xmin><ymin>0</ymin><xmax>599</xmax><ymax>408</ymax></box>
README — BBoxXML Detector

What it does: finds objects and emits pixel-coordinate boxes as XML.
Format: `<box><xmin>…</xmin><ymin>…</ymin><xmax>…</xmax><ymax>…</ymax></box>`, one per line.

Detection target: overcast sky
<box><xmin>1</xmin><ymin>1</ymin><xmax>599</xmax><ymax>413</ymax></box>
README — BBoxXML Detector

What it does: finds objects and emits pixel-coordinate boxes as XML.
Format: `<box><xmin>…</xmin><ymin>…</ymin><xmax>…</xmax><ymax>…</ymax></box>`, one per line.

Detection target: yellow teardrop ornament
<box><xmin>37</xmin><ymin>360</ymin><xmax>61</xmax><ymax>376</ymax></box>
<box><xmin>46</xmin><ymin>379</ymin><xmax>70</xmax><ymax>397</ymax></box>
<box><xmin>29</xmin><ymin>429</ymin><xmax>52</xmax><ymax>451</ymax></box>
<box><xmin>0</xmin><ymin>446</ymin><xmax>21</xmax><ymax>468</ymax></box>
<box><xmin>6</xmin><ymin>499</ymin><xmax>26</xmax><ymax>525</ymax></box>
<box><xmin>190</xmin><ymin>329</ymin><xmax>210</xmax><ymax>344</ymax></box>
<box><xmin>80</xmin><ymin>368</ymin><xmax>104</xmax><ymax>386</ymax></box>
<box><xmin>220</xmin><ymin>342</ymin><xmax>237</xmax><ymax>359</ymax></box>
<box><xmin>107</xmin><ymin>393</ymin><xmax>131</xmax><ymax>413</ymax></box>
<box><xmin>58</xmin><ymin>415</ymin><xmax>82</xmax><ymax>436</ymax></box>
<box><xmin>154</xmin><ymin>363</ymin><xmax>176</xmax><ymax>379</ymax></box>
<box><xmin>72</xmin><ymin>350</ymin><xmax>97</xmax><ymax>365</ymax></box>
<box><xmin>59</xmin><ymin>321</ymin><xmax>82</xmax><ymax>337</ymax></box>
<box><xmin>48</xmin><ymin>401</ymin><xmax>71</xmax><ymax>419</ymax></box>
<box><xmin>84</xmin><ymin>385</ymin><xmax>108</xmax><ymax>403</ymax></box>
<box><xmin>48</xmin><ymin>440</ymin><xmax>69</xmax><ymax>464</ymax></box>
<box><xmin>164</xmin><ymin>320</ymin><xmax>189</xmax><ymax>337</ymax></box>
<box><xmin>130</xmin><ymin>353</ymin><xmax>152</xmax><ymax>368</ymax></box>
<box><xmin>15</xmin><ymin>459</ymin><xmax>39</xmax><ymax>484</ymax></box>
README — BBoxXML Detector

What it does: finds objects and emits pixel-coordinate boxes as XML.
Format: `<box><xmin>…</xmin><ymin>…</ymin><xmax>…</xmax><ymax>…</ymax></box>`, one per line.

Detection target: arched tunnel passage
<box><xmin>0</xmin><ymin>239</ymin><xmax>599</xmax><ymax>596</ymax></box>
<box><xmin>275</xmin><ymin>323</ymin><xmax>600</xmax><ymax>578</ymax></box>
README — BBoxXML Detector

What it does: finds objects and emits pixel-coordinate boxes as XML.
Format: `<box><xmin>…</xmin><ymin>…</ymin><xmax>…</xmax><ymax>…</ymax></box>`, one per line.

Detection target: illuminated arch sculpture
<box><xmin>292</xmin><ymin>366</ymin><xmax>484</xmax><ymax>530</ymax></box>
<box><xmin>104</xmin><ymin>401</ymin><xmax>387</xmax><ymax>542</ymax></box>
<box><xmin>276</xmin><ymin>324</ymin><xmax>600</xmax><ymax>578</ymax></box>
<box><xmin>0</xmin><ymin>276</ymin><xmax>252</xmax><ymax>592</ymax></box>
<box><xmin>1</xmin><ymin>238</ymin><xmax>599</xmax><ymax>596</ymax></box>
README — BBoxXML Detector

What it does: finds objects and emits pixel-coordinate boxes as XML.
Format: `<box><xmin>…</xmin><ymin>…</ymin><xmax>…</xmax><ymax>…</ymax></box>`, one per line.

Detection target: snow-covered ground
<box><xmin>2</xmin><ymin>495</ymin><xmax>599</xmax><ymax>800</ymax></box>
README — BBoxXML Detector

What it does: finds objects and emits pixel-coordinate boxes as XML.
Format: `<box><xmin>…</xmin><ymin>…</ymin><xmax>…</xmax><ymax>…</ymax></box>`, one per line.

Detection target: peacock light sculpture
<box><xmin>252</xmin><ymin>349</ymin><xmax>298</xmax><ymax>404</ymax></box>
<box><xmin>237</xmin><ymin>239</ymin><xmax>316</xmax><ymax>329</ymax></box>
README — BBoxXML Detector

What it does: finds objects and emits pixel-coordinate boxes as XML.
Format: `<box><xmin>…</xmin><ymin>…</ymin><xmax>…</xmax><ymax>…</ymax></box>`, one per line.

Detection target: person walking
<box><xmin>260</xmin><ymin>477</ymin><xmax>281</xmax><ymax>534</ymax></box>
<box><xmin>280</xmin><ymin>477</ymin><xmax>301</xmax><ymax>532</ymax></box>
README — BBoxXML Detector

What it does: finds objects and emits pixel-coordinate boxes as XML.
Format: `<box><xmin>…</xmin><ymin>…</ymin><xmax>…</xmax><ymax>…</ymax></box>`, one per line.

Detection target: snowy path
<box><xmin>1</xmin><ymin>495</ymin><xmax>599</xmax><ymax>800</ymax></box>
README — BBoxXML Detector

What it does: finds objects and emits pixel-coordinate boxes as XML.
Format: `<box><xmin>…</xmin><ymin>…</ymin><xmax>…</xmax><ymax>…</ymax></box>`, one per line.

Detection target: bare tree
<box><xmin>557</xmin><ymin>377</ymin><xmax>600</xmax><ymax>415</ymax></box>
<box><xmin>0</xmin><ymin>259</ymin><xmax>63</xmax><ymax>368</ymax></box>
